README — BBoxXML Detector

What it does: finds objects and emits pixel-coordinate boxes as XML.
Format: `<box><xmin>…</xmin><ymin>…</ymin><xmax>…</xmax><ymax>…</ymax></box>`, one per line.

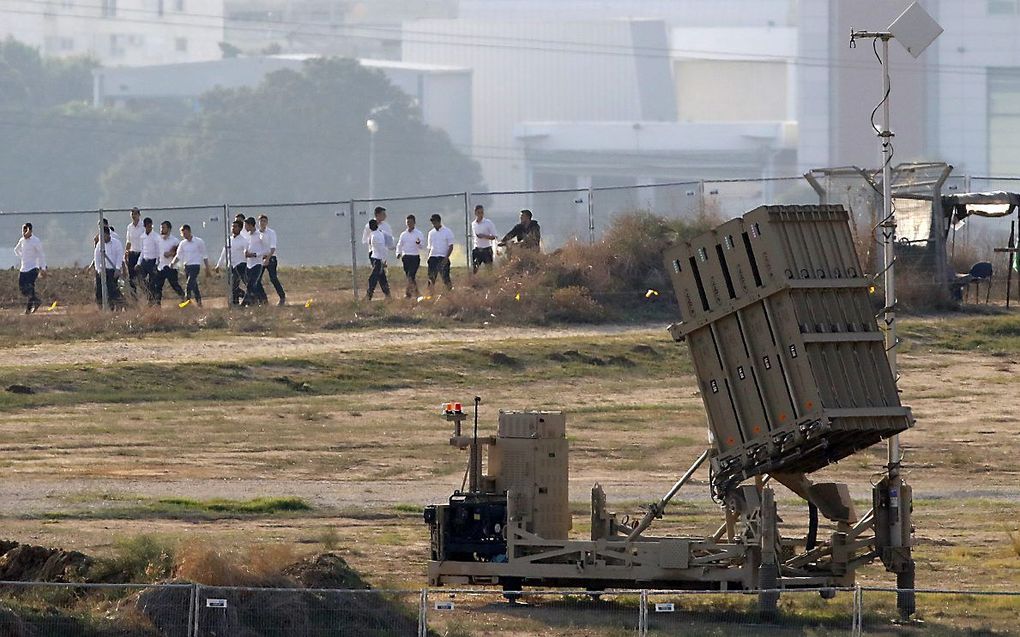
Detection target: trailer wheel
<box><xmin>585</xmin><ymin>586</ymin><xmax>605</xmax><ymax>602</ymax></box>
<box><xmin>502</xmin><ymin>578</ymin><xmax>523</xmax><ymax>603</ymax></box>
<box><xmin>758</xmin><ymin>564</ymin><xmax>780</xmax><ymax>617</ymax></box>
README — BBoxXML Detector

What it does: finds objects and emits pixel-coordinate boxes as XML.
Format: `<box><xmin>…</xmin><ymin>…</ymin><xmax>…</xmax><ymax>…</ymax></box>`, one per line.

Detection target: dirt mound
<box><xmin>282</xmin><ymin>552</ymin><xmax>369</xmax><ymax>590</ymax></box>
<box><xmin>0</xmin><ymin>541</ymin><xmax>92</xmax><ymax>582</ymax></box>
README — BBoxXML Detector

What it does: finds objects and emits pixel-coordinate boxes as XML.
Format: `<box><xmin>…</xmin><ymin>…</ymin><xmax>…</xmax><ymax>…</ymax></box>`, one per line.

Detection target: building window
<box><xmin>101</xmin><ymin>0</ymin><xmax>117</xmax><ymax>17</ymax></box>
<box><xmin>157</xmin><ymin>0</ymin><xmax>164</xmax><ymax>16</ymax></box>
<box><xmin>988</xmin><ymin>68</ymin><xmax>1020</xmax><ymax>175</ymax></box>
<box><xmin>109</xmin><ymin>34</ymin><xmax>125</xmax><ymax>56</ymax></box>
<box><xmin>175</xmin><ymin>37</ymin><xmax>188</xmax><ymax>52</ymax></box>
<box><xmin>989</xmin><ymin>0</ymin><xmax>1019</xmax><ymax>13</ymax></box>
<box><xmin>174</xmin><ymin>0</ymin><xmax>184</xmax><ymax>10</ymax></box>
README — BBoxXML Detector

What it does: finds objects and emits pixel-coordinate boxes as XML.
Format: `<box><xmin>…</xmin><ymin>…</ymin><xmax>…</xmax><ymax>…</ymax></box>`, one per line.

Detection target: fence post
<box><xmin>855</xmin><ymin>586</ymin><xmax>865</xmax><ymax>637</ymax></box>
<box><xmin>97</xmin><ymin>209</ymin><xmax>109</xmax><ymax>311</ymax></box>
<box><xmin>418</xmin><ymin>588</ymin><xmax>428</xmax><ymax>637</ymax></box>
<box><xmin>348</xmin><ymin>200</ymin><xmax>360</xmax><ymax>301</ymax></box>
<box><xmin>190</xmin><ymin>583</ymin><xmax>201</xmax><ymax>637</ymax></box>
<box><xmin>587</xmin><ymin>186</ymin><xmax>595</xmax><ymax>244</ymax></box>
<box><xmin>186</xmin><ymin>583</ymin><xmax>197</xmax><ymax>637</ymax></box>
<box><xmin>222</xmin><ymin>204</ymin><xmax>232</xmax><ymax>307</ymax></box>
<box><xmin>639</xmin><ymin>589</ymin><xmax>648</xmax><ymax>636</ymax></box>
<box><xmin>463</xmin><ymin>191</ymin><xmax>472</xmax><ymax>269</ymax></box>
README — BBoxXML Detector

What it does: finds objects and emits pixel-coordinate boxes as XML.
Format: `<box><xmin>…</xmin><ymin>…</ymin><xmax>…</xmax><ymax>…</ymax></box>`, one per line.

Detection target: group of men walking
<box><xmin>217</xmin><ymin>213</ymin><xmax>287</xmax><ymax>307</ymax></box>
<box><xmin>92</xmin><ymin>209</ymin><xmax>216</xmax><ymax>310</ymax></box>
<box><xmin>11</xmin><ymin>208</ymin><xmax>287</xmax><ymax>313</ymax></box>
<box><xmin>13</xmin><ymin>204</ymin><xmax>541</xmax><ymax>312</ymax></box>
<box><xmin>361</xmin><ymin>205</ymin><xmax>541</xmax><ymax>300</ymax></box>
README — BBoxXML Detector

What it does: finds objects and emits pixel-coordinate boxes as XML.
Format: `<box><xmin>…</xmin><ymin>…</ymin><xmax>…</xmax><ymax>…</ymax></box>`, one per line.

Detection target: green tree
<box><xmin>100</xmin><ymin>58</ymin><xmax>484</xmax><ymax>205</ymax></box>
<box><xmin>0</xmin><ymin>38</ymin><xmax>170</xmax><ymax>210</ymax></box>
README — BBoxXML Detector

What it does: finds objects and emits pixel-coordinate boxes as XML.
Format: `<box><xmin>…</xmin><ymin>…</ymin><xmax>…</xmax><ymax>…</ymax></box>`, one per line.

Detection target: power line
<box><xmin>0</xmin><ymin>0</ymin><xmax>994</xmax><ymax>77</ymax></box>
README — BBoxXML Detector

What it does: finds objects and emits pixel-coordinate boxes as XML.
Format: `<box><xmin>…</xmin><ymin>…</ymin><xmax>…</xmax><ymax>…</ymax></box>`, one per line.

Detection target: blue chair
<box><xmin>967</xmin><ymin>261</ymin><xmax>993</xmax><ymax>304</ymax></box>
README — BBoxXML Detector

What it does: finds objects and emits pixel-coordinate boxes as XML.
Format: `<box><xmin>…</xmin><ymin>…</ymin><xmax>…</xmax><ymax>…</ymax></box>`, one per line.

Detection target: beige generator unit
<box><xmin>662</xmin><ymin>205</ymin><xmax>912</xmax><ymax>492</ymax></box>
<box><xmin>487</xmin><ymin>411</ymin><xmax>571</xmax><ymax>539</ymax></box>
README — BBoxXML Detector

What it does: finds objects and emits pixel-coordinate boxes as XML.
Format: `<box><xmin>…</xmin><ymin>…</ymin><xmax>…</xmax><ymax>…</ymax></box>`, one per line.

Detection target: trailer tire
<box><xmin>502</xmin><ymin>578</ymin><xmax>523</xmax><ymax>603</ymax></box>
<box><xmin>758</xmin><ymin>564</ymin><xmax>780</xmax><ymax>617</ymax></box>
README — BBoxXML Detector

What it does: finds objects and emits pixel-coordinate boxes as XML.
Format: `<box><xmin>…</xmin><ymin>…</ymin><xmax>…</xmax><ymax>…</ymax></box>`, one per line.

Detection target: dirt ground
<box><xmin>0</xmin><ymin>317</ymin><xmax>1017</xmax><ymax>621</ymax></box>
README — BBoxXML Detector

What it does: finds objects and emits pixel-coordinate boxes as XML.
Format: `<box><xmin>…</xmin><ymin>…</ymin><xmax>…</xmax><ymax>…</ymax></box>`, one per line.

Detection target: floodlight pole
<box><xmin>853</xmin><ymin>27</ymin><xmax>914</xmax><ymax>619</ymax></box>
<box><xmin>853</xmin><ymin>28</ymin><xmax>900</xmax><ymax>488</ymax></box>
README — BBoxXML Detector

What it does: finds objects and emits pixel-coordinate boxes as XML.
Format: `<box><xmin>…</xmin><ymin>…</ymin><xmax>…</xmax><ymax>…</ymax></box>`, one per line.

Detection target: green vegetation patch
<box><xmin>901</xmin><ymin>315</ymin><xmax>1020</xmax><ymax>353</ymax></box>
<box><xmin>154</xmin><ymin>496</ymin><xmax>311</xmax><ymax>515</ymax></box>
<box><xmin>0</xmin><ymin>332</ymin><xmax>686</xmax><ymax>410</ymax></box>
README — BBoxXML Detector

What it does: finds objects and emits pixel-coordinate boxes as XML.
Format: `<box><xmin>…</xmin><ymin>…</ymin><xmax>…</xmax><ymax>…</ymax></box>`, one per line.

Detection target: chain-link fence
<box><xmin>470</xmin><ymin>188</ymin><xmax>592</xmax><ymax>252</ymax></box>
<box><xmin>0</xmin><ymin>583</ymin><xmax>1017</xmax><ymax>635</ymax></box>
<box><xmin>4</xmin><ymin>172</ymin><xmax>1020</xmax><ymax>310</ymax></box>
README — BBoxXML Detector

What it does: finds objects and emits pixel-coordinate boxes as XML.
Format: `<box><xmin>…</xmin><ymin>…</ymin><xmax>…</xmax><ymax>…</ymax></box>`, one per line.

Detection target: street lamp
<box><xmin>366</xmin><ymin>118</ymin><xmax>379</xmax><ymax>202</ymax></box>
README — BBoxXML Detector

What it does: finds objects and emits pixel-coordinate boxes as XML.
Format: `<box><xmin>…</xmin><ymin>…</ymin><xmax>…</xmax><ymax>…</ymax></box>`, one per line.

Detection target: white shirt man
<box><xmin>140</xmin><ymin>226</ymin><xmax>160</xmax><ymax>261</ymax></box>
<box><xmin>362</xmin><ymin>208</ymin><xmax>393</xmax><ymax>253</ymax></box>
<box><xmin>217</xmin><ymin>231</ymin><xmax>249</xmax><ymax>270</ymax></box>
<box><xmin>472</xmin><ymin>217</ymin><xmax>497</xmax><ymax>250</ymax></box>
<box><xmin>93</xmin><ymin>235</ymin><xmax>125</xmax><ymax>271</ymax></box>
<box><xmin>92</xmin><ymin>233</ymin><xmax>126</xmax><ymax>308</ymax></box>
<box><xmin>14</xmin><ymin>227</ymin><xmax>46</xmax><ymax>313</ymax></box>
<box><xmin>174</xmin><ymin>235</ymin><xmax>208</xmax><ymax>266</ymax></box>
<box><xmin>427</xmin><ymin>224</ymin><xmax>456</xmax><ymax>260</ymax></box>
<box><xmin>246</xmin><ymin>230</ymin><xmax>268</xmax><ymax>269</ymax></box>
<box><xmin>15</xmin><ymin>233</ymin><xmax>46</xmax><ymax>272</ymax></box>
<box><xmin>369</xmin><ymin>227</ymin><xmax>389</xmax><ymax>263</ymax></box>
<box><xmin>397</xmin><ymin>227</ymin><xmax>425</xmax><ymax>258</ymax></box>
<box><xmin>471</xmin><ymin>209</ymin><xmax>498</xmax><ymax>273</ymax></box>
<box><xmin>156</xmin><ymin>233</ymin><xmax>180</xmax><ymax>270</ymax></box>
<box><xmin>124</xmin><ymin>219</ymin><xmax>145</xmax><ymax>255</ymax></box>
<box><xmin>261</xmin><ymin>226</ymin><xmax>278</xmax><ymax>255</ymax></box>
<box><xmin>426</xmin><ymin>215</ymin><xmax>456</xmax><ymax>291</ymax></box>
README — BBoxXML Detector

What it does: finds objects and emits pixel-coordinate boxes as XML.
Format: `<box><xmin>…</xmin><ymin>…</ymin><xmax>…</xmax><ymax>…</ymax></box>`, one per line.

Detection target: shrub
<box><xmin>89</xmin><ymin>535</ymin><xmax>175</xmax><ymax>583</ymax></box>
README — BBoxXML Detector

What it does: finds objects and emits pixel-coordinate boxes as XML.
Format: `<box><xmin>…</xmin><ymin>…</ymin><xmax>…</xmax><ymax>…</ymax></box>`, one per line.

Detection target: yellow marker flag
<box><xmin>304</xmin><ymin>298</ymin><xmax>314</xmax><ymax>308</ymax></box>
<box><xmin>868</xmin><ymin>285</ymin><xmax>876</xmax><ymax>294</ymax></box>
<box><xmin>47</xmin><ymin>301</ymin><xmax>58</xmax><ymax>311</ymax></box>
<box><xmin>645</xmin><ymin>289</ymin><xmax>659</xmax><ymax>298</ymax></box>
<box><xmin>514</xmin><ymin>292</ymin><xmax>521</xmax><ymax>301</ymax></box>
<box><xmin>178</xmin><ymin>299</ymin><xmax>191</xmax><ymax>309</ymax></box>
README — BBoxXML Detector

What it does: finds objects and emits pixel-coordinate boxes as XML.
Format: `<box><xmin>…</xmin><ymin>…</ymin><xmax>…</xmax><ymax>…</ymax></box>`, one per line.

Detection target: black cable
<box><xmin>806</xmin><ymin>502</ymin><xmax>818</xmax><ymax>551</ymax></box>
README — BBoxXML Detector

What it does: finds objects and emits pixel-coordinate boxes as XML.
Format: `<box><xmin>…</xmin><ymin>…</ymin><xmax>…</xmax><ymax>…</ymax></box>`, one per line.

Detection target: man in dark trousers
<box><xmin>366</xmin><ymin>218</ymin><xmax>391</xmax><ymax>300</ymax></box>
<box><xmin>396</xmin><ymin>214</ymin><xmax>425</xmax><ymax>298</ymax></box>
<box><xmin>123</xmin><ymin>207</ymin><xmax>145</xmax><ymax>300</ymax></box>
<box><xmin>14</xmin><ymin>222</ymin><xmax>45</xmax><ymax>314</ymax></box>
<box><xmin>257</xmin><ymin>214</ymin><xmax>286</xmax><ymax>306</ymax></box>
<box><xmin>137</xmin><ymin>217</ymin><xmax>159</xmax><ymax>303</ymax></box>
<box><xmin>241</xmin><ymin>217</ymin><xmax>269</xmax><ymax>306</ymax></box>
<box><xmin>499</xmin><ymin>209</ymin><xmax>542</xmax><ymax>252</ymax></box>
<box><xmin>426</xmin><ymin>213</ymin><xmax>455</xmax><ymax>292</ymax></box>
<box><xmin>91</xmin><ymin>226</ymin><xmax>127</xmax><ymax>310</ymax></box>
<box><xmin>152</xmin><ymin>220</ymin><xmax>186</xmax><ymax>306</ymax></box>
<box><xmin>216</xmin><ymin>219</ymin><xmax>249</xmax><ymax>305</ymax></box>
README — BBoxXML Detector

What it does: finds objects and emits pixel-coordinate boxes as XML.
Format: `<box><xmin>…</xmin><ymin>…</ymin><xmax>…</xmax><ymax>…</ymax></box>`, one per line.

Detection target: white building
<box><xmin>0</xmin><ymin>0</ymin><xmax>225</xmax><ymax>66</ymax></box>
<box><xmin>796</xmin><ymin>0</ymin><xmax>1020</xmax><ymax>179</ymax></box>
<box><xmin>402</xmin><ymin>18</ymin><xmax>678</xmax><ymax>190</ymax></box>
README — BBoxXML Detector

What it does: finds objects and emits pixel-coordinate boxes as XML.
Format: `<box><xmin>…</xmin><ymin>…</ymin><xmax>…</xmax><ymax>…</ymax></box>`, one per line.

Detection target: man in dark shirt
<box><xmin>499</xmin><ymin>209</ymin><xmax>541</xmax><ymax>251</ymax></box>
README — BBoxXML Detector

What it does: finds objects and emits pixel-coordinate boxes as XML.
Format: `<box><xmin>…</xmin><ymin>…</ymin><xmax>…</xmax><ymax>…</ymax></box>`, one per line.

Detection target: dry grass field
<box><xmin>0</xmin><ymin>303</ymin><xmax>1017</xmax><ymax>634</ymax></box>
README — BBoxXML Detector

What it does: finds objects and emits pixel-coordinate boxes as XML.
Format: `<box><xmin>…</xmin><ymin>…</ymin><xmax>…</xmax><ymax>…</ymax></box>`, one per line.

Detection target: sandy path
<box><xmin>0</xmin><ymin>324</ymin><xmax>665</xmax><ymax>367</ymax></box>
